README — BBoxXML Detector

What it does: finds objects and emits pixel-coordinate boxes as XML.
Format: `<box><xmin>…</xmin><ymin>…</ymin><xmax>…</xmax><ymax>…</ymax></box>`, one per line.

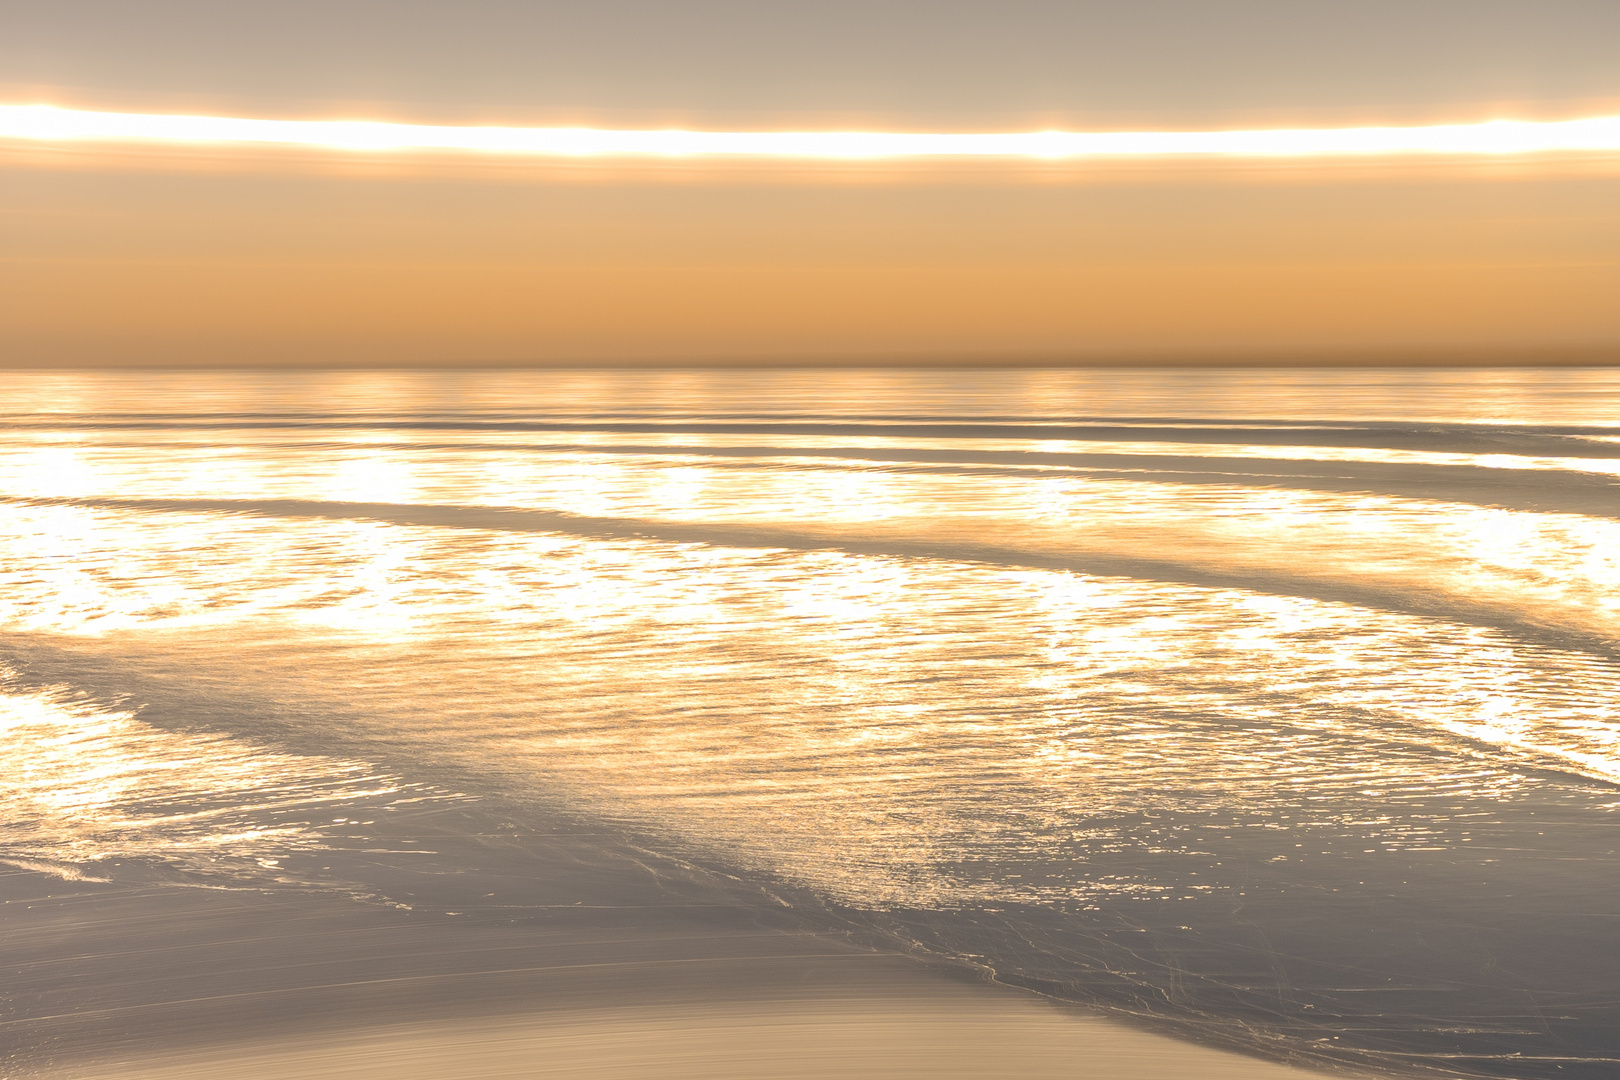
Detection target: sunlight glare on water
<box><xmin>3</xmin><ymin>366</ymin><xmax>1620</xmax><ymax>1078</ymax></box>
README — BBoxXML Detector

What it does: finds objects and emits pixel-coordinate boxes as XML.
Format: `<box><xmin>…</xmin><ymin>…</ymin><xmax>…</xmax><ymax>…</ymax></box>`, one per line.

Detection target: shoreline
<box><xmin>3</xmin><ymin>865</ymin><xmax>1342</xmax><ymax>1080</ymax></box>
<box><xmin>59</xmin><ymin>1000</ymin><xmax>1344</xmax><ymax>1080</ymax></box>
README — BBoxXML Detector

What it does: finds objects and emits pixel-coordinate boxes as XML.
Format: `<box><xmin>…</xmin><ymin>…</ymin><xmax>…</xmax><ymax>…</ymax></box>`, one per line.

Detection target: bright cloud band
<box><xmin>5</xmin><ymin>104</ymin><xmax>1620</xmax><ymax>160</ymax></box>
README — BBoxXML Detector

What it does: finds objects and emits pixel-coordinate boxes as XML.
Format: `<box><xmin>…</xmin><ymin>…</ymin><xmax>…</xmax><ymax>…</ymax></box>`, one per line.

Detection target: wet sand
<box><xmin>2</xmin><ymin>862</ymin><xmax>1338</xmax><ymax>1080</ymax></box>
<box><xmin>75</xmin><ymin>1002</ymin><xmax>1339</xmax><ymax>1080</ymax></box>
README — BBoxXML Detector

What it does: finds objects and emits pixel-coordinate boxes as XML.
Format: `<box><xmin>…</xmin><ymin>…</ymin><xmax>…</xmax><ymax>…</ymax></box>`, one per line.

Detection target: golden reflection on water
<box><xmin>2</xmin><ymin>499</ymin><xmax>1616</xmax><ymax>907</ymax></box>
<box><xmin>7</xmin><ymin>428</ymin><xmax>1617</xmax><ymax>642</ymax></box>
<box><xmin>1</xmin><ymin>368</ymin><xmax>1618</xmax><ymax>913</ymax></box>
<box><xmin>0</xmin><ymin>674</ymin><xmax>431</xmax><ymax>880</ymax></box>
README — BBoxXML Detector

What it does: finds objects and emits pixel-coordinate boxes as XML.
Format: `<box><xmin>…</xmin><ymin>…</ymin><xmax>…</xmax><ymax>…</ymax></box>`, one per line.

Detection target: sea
<box><xmin>3</xmin><ymin>365</ymin><xmax>1619</xmax><ymax>1078</ymax></box>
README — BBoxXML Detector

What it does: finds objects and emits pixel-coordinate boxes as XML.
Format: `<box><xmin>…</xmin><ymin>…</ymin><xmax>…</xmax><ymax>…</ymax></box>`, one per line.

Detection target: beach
<box><xmin>4</xmin><ymin>366</ymin><xmax>1620</xmax><ymax>1079</ymax></box>
<box><xmin>5</xmin><ymin>831</ymin><xmax>1333</xmax><ymax>1080</ymax></box>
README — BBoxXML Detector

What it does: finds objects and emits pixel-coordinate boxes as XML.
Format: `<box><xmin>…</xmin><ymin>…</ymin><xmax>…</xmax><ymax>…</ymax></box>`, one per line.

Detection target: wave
<box><xmin>6</xmin><ymin>494</ymin><xmax>1617</xmax><ymax>657</ymax></box>
<box><xmin>169</xmin><ymin>439</ymin><xmax>1620</xmax><ymax>517</ymax></box>
<box><xmin>0</xmin><ymin>670</ymin><xmax>463</xmax><ymax>887</ymax></box>
<box><xmin>6</xmin><ymin>413</ymin><xmax>1620</xmax><ymax>457</ymax></box>
<box><xmin>17</xmin><ymin>436</ymin><xmax>1620</xmax><ymax>517</ymax></box>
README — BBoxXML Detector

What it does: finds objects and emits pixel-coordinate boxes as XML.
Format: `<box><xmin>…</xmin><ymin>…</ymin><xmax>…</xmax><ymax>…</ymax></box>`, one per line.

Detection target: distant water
<box><xmin>4</xmin><ymin>366</ymin><xmax>1620</xmax><ymax>1078</ymax></box>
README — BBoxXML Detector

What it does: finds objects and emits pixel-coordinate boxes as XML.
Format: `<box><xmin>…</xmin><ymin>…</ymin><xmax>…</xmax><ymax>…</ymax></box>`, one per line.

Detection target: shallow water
<box><xmin>3</xmin><ymin>366</ymin><xmax>1619</xmax><ymax>1077</ymax></box>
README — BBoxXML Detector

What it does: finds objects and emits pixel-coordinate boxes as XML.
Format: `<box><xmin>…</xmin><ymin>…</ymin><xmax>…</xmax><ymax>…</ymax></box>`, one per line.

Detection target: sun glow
<box><xmin>4</xmin><ymin>104</ymin><xmax>1620</xmax><ymax>161</ymax></box>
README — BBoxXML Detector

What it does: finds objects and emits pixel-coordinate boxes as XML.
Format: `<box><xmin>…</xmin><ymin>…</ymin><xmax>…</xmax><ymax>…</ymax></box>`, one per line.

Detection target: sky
<box><xmin>2</xmin><ymin>0</ymin><xmax>1618</xmax><ymax>366</ymax></box>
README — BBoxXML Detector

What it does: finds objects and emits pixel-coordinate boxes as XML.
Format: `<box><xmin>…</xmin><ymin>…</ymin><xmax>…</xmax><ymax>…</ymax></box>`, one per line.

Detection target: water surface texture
<box><xmin>4</xmin><ymin>367</ymin><xmax>1619</xmax><ymax>1078</ymax></box>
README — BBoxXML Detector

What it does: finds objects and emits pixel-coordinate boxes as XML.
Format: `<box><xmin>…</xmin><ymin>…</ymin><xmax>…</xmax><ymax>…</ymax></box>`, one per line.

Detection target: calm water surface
<box><xmin>3</xmin><ymin>366</ymin><xmax>1619</xmax><ymax>1077</ymax></box>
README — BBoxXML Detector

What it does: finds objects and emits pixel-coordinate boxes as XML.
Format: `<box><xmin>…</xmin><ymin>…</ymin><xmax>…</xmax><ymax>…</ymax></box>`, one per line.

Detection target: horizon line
<box><xmin>6</xmin><ymin>348</ymin><xmax>1619</xmax><ymax>372</ymax></box>
<box><xmin>5</xmin><ymin>104</ymin><xmax>1620</xmax><ymax>161</ymax></box>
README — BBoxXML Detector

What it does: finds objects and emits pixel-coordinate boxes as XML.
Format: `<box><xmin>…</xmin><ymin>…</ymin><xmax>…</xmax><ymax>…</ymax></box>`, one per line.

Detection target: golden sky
<box><xmin>3</xmin><ymin>1</ymin><xmax>1618</xmax><ymax>367</ymax></box>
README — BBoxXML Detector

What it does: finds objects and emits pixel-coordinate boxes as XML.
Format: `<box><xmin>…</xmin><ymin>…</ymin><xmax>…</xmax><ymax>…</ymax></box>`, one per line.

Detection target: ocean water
<box><xmin>3</xmin><ymin>366</ymin><xmax>1620</xmax><ymax>1078</ymax></box>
